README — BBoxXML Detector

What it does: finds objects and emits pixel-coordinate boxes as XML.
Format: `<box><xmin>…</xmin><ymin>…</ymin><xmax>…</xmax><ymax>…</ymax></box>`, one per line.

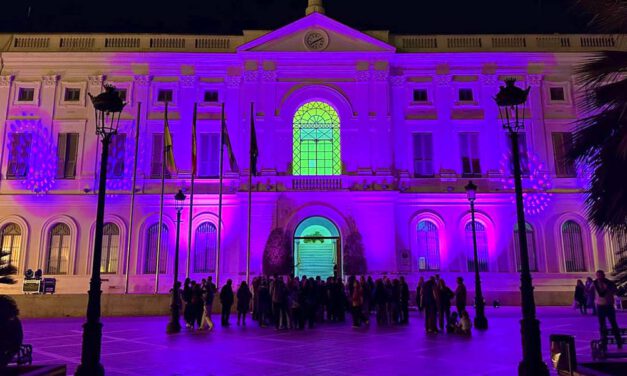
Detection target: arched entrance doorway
<box><xmin>293</xmin><ymin>216</ymin><xmax>340</xmax><ymax>279</ymax></box>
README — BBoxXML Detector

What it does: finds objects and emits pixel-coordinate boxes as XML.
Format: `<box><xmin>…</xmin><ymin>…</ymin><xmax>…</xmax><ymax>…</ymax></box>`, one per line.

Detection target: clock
<box><xmin>304</xmin><ymin>29</ymin><xmax>329</xmax><ymax>51</ymax></box>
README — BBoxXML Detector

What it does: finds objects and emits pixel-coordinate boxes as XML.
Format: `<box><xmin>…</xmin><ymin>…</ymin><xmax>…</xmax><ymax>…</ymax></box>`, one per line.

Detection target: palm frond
<box><xmin>575</xmin><ymin>0</ymin><xmax>627</xmax><ymax>33</ymax></box>
<box><xmin>575</xmin><ymin>52</ymin><xmax>627</xmax><ymax>88</ymax></box>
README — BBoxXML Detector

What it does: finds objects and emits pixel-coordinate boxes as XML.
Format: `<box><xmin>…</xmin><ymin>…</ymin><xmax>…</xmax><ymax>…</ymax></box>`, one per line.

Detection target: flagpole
<box><xmin>155</xmin><ymin>101</ymin><xmax>168</xmax><ymax>294</ymax></box>
<box><xmin>124</xmin><ymin>102</ymin><xmax>141</xmax><ymax>294</ymax></box>
<box><xmin>246</xmin><ymin>103</ymin><xmax>253</xmax><ymax>284</ymax></box>
<box><xmin>186</xmin><ymin>103</ymin><xmax>198</xmax><ymax>279</ymax></box>
<box><xmin>216</xmin><ymin>103</ymin><xmax>225</xmax><ymax>288</ymax></box>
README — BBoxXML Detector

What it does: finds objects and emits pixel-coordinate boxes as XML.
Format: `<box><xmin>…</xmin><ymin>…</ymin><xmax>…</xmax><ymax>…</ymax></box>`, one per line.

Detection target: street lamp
<box><xmin>495</xmin><ymin>78</ymin><xmax>549</xmax><ymax>376</ymax></box>
<box><xmin>167</xmin><ymin>189</ymin><xmax>186</xmax><ymax>333</ymax></box>
<box><xmin>76</xmin><ymin>85</ymin><xmax>125</xmax><ymax>376</ymax></box>
<box><xmin>464</xmin><ymin>180</ymin><xmax>488</xmax><ymax>330</ymax></box>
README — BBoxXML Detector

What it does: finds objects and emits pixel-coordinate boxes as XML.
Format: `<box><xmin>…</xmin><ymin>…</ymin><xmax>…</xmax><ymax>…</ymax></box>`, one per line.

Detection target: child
<box><xmin>446</xmin><ymin>312</ymin><xmax>459</xmax><ymax>334</ymax></box>
<box><xmin>458</xmin><ymin>311</ymin><xmax>472</xmax><ymax>336</ymax></box>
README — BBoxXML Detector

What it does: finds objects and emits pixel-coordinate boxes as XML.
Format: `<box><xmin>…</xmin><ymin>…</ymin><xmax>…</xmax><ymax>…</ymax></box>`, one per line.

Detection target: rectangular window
<box><xmin>157</xmin><ymin>89</ymin><xmax>173</xmax><ymax>103</ymax></box>
<box><xmin>198</xmin><ymin>133</ymin><xmax>220</xmax><ymax>178</ymax></box>
<box><xmin>150</xmin><ymin>133</ymin><xmax>172</xmax><ymax>179</ymax></box>
<box><xmin>552</xmin><ymin>132</ymin><xmax>576</xmax><ymax>177</ymax></box>
<box><xmin>56</xmin><ymin>133</ymin><xmax>79</xmax><ymax>179</ymax></box>
<box><xmin>549</xmin><ymin>87</ymin><xmax>565</xmax><ymax>101</ymax></box>
<box><xmin>459</xmin><ymin>132</ymin><xmax>481</xmax><ymax>177</ymax></box>
<box><xmin>64</xmin><ymin>88</ymin><xmax>81</xmax><ymax>102</ymax></box>
<box><xmin>412</xmin><ymin>133</ymin><xmax>434</xmax><ymax>177</ymax></box>
<box><xmin>458</xmin><ymin>88</ymin><xmax>474</xmax><ymax>102</ymax></box>
<box><xmin>203</xmin><ymin>90</ymin><xmax>219</xmax><ymax>103</ymax></box>
<box><xmin>412</xmin><ymin>89</ymin><xmax>428</xmax><ymax>102</ymax></box>
<box><xmin>107</xmin><ymin>133</ymin><xmax>127</xmax><ymax>178</ymax></box>
<box><xmin>507</xmin><ymin>133</ymin><xmax>530</xmax><ymax>176</ymax></box>
<box><xmin>17</xmin><ymin>88</ymin><xmax>35</xmax><ymax>102</ymax></box>
<box><xmin>6</xmin><ymin>133</ymin><xmax>32</xmax><ymax>179</ymax></box>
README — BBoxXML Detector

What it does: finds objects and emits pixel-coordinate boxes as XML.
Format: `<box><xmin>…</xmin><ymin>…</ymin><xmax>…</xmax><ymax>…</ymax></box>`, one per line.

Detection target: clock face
<box><xmin>304</xmin><ymin>30</ymin><xmax>329</xmax><ymax>51</ymax></box>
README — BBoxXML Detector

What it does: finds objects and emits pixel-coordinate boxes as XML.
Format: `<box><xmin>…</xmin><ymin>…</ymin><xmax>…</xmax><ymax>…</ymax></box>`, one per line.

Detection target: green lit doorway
<box><xmin>293</xmin><ymin>216</ymin><xmax>340</xmax><ymax>279</ymax></box>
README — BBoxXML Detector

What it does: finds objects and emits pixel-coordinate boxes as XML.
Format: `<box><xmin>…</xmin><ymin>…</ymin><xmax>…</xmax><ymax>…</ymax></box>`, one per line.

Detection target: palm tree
<box><xmin>570</xmin><ymin>0</ymin><xmax>627</xmax><ymax>287</ymax></box>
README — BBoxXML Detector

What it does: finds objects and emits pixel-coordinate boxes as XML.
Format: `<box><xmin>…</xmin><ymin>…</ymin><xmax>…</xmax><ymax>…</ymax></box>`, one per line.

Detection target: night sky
<box><xmin>0</xmin><ymin>0</ymin><xmax>593</xmax><ymax>35</ymax></box>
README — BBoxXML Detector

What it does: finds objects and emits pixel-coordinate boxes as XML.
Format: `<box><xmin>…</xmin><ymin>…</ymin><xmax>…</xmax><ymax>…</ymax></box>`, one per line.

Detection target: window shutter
<box><xmin>65</xmin><ymin>133</ymin><xmax>79</xmax><ymax>179</ymax></box>
<box><xmin>150</xmin><ymin>134</ymin><xmax>163</xmax><ymax>178</ymax></box>
<box><xmin>56</xmin><ymin>134</ymin><xmax>68</xmax><ymax>179</ymax></box>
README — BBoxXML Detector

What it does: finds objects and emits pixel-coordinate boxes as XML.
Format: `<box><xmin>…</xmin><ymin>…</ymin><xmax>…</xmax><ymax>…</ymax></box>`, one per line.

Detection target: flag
<box><xmin>163</xmin><ymin>104</ymin><xmax>177</xmax><ymax>175</ymax></box>
<box><xmin>191</xmin><ymin>104</ymin><xmax>198</xmax><ymax>176</ymax></box>
<box><xmin>250</xmin><ymin>103</ymin><xmax>259</xmax><ymax>176</ymax></box>
<box><xmin>221</xmin><ymin>104</ymin><xmax>239</xmax><ymax>172</ymax></box>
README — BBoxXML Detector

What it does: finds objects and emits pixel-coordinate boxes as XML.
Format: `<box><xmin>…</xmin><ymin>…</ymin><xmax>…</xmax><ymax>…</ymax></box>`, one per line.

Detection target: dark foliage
<box><xmin>262</xmin><ymin>228</ymin><xmax>292</xmax><ymax>275</ymax></box>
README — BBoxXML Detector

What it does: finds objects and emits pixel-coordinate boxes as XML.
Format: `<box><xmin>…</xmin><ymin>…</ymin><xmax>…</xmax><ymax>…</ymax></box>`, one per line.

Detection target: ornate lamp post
<box><xmin>495</xmin><ymin>78</ymin><xmax>549</xmax><ymax>376</ymax></box>
<box><xmin>464</xmin><ymin>180</ymin><xmax>488</xmax><ymax>330</ymax></box>
<box><xmin>76</xmin><ymin>85</ymin><xmax>125</xmax><ymax>376</ymax></box>
<box><xmin>167</xmin><ymin>189</ymin><xmax>186</xmax><ymax>333</ymax></box>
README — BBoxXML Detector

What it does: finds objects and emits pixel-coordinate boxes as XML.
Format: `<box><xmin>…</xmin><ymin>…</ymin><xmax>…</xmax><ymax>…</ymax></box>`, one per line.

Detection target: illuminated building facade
<box><xmin>0</xmin><ymin>4</ymin><xmax>625</xmax><ymax>303</ymax></box>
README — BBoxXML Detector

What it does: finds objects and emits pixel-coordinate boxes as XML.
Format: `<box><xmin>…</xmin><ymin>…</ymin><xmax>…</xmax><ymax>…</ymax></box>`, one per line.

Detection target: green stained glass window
<box><xmin>293</xmin><ymin>101</ymin><xmax>341</xmax><ymax>176</ymax></box>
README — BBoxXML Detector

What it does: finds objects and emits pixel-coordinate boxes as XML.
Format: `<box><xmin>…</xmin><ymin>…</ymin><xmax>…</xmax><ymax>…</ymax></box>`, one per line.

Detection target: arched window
<box><xmin>609</xmin><ymin>231</ymin><xmax>627</xmax><ymax>269</ymax></box>
<box><xmin>292</xmin><ymin>101</ymin><xmax>341</xmax><ymax>176</ymax></box>
<box><xmin>46</xmin><ymin>223</ymin><xmax>70</xmax><ymax>274</ymax></box>
<box><xmin>562</xmin><ymin>221</ymin><xmax>586</xmax><ymax>272</ymax></box>
<box><xmin>144</xmin><ymin>223</ymin><xmax>168</xmax><ymax>274</ymax></box>
<box><xmin>0</xmin><ymin>223</ymin><xmax>22</xmax><ymax>272</ymax></box>
<box><xmin>465</xmin><ymin>221</ymin><xmax>489</xmax><ymax>272</ymax></box>
<box><xmin>101</xmin><ymin>223</ymin><xmax>120</xmax><ymax>274</ymax></box>
<box><xmin>513</xmin><ymin>223</ymin><xmax>538</xmax><ymax>272</ymax></box>
<box><xmin>194</xmin><ymin>222</ymin><xmax>217</xmax><ymax>273</ymax></box>
<box><xmin>416</xmin><ymin>220</ymin><xmax>440</xmax><ymax>271</ymax></box>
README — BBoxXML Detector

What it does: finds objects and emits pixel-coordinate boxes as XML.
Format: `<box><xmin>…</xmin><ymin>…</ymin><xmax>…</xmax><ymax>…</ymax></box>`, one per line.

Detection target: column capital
<box><xmin>435</xmin><ymin>74</ymin><xmax>452</xmax><ymax>87</ymax></box>
<box><xmin>390</xmin><ymin>75</ymin><xmax>406</xmax><ymax>87</ymax></box>
<box><xmin>133</xmin><ymin>74</ymin><xmax>152</xmax><ymax>87</ymax></box>
<box><xmin>0</xmin><ymin>75</ymin><xmax>14</xmax><ymax>87</ymax></box>
<box><xmin>244</xmin><ymin>69</ymin><xmax>259</xmax><ymax>82</ymax></box>
<box><xmin>226</xmin><ymin>75</ymin><xmax>242</xmax><ymax>88</ymax></box>
<box><xmin>42</xmin><ymin>75</ymin><xmax>59</xmax><ymax>87</ymax></box>
<box><xmin>87</xmin><ymin>75</ymin><xmax>105</xmax><ymax>87</ymax></box>
<box><xmin>261</xmin><ymin>69</ymin><xmax>277</xmax><ymax>82</ymax></box>
<box><xmin>372</xmin><ymin>68</ymin><xmax>389</xmax><ymax>81</ymax></box>
<box><xmin>480</xmin><ymin>74</ymin><xmax>498</xmax><ymax>86</ymax></box>
<box><xmin>527</xmin><ymin>74</ymin><xmax>543</xmax><ymax>87</ymax></box>
<box><xmin>355</xmin><ymin>70</ymin><xmax>370</xmax><ymax>82</ymax></box>
<box><xmin>179</xmin><ymin>75</ymin><xmax>197</xmax><ymax>88</ymax></box>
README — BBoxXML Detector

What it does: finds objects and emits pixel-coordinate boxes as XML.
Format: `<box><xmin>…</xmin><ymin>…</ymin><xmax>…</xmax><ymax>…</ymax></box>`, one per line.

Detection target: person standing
<box><xmin>422</xmin><ymin>276</ymin><xmax>438</xmax><ymax>333</ymax></box>
<box><xmin>437</xmin><ymin>279</ymin><xmax>453</xmax><ymax>332</ymax></box>
<box><xmin>219</xmin><ymin>279</ymin><xmax>234</xmax><ymax>327</ymax></box>
<box><xmin>575</xmin><ymin>280</ymin><xmax>586</xmax><ymax>315</ymax></box>
<box><xmin>237</xmin><ymin>281</ymin><xmax>252</xmax><ymax>326</ymax></box>
<box><xmin>455</xmin><ymin>277</ymin><xmax>467</xmax><ymax>315</ymax></box>
<box><xmin>585</xmin><ymin>277</ymin><xmax>597</xmax><ymax>315</ymax></box>
<box><xmin>593</xmin><ymin>270</ymin><xmax>623</xmax><ymax>349</ymax></box>
<box><xmin>400</xmin><ymin>276</ymin><xmax>410</xmax><ymax>324</ymax></box>
<box><xmin>416</xmin><ymin>277</ymin><xmax>425</xmax><ymax>314</ymax></box>
<box><xmin>199</xmin><ymin>281</ymin><xmax>215</xmax><ymax>331</ymax></box>
<box><xmin>351</xmin><ymin>280</ymin><xmax>364</xmax><ymax>327</ymax></box>
<box><xmin>182</xmin><ymin>278</ymin><xmax>193</xmax><ymax>328</ymax></box>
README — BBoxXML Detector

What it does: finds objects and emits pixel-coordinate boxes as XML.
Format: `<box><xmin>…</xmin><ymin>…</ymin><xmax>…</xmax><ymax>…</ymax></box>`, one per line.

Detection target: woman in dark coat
<box><xmin>182</xmin><ymin>278</ymin><xmax>193</xmax><ymax>328</ymax></box>
<box><xmin>237</xmin><ymin>281</ymin><xmax>253</xmax><ymax>325</ymax></box>
<box><xmin>0</xmin><ymin>296</ymin><xmax>23</xmax><ymax>367</ymax></box>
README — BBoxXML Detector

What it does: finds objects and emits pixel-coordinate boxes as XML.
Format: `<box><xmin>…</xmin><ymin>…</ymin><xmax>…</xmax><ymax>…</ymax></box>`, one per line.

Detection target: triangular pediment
<box><xmin>237</xmin><ymin>13</ymin><xmax>395</xmax><ymax>53</ymax></box>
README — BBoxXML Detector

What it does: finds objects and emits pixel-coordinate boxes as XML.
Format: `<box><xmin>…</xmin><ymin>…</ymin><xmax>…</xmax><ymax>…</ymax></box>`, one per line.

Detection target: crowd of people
<box><xmin>177</xmin><ymin>273</ymin><xmax>472</xmax><ymax>336</ymax></box>
<box><xmin>574</xmin><ymin>270</ymin><xmax>624</xmax><ymax>348</ymax></box>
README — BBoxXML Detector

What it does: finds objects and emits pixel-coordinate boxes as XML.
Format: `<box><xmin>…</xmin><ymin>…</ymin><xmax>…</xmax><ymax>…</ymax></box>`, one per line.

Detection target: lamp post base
<box><xmin>518</xmin><ymin>317</ymin><xmax>549</xmax><ymax>376</ymax></box>
<box><xmin>75</xmin><ymin>321</ymin><xmax>104</xmax><ymax>376</ymax></box>
<box><xmin>474</xmin><ymin>313</ymin><xmax>488</xmax><ymax>330</ymax></box>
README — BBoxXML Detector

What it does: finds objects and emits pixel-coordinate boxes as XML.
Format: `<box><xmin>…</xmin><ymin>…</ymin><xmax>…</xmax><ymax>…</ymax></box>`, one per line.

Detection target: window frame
<box><xmin>12</xmin><ymin>82</ymin><xmax>40</xmax><ymax>106</ymax></box>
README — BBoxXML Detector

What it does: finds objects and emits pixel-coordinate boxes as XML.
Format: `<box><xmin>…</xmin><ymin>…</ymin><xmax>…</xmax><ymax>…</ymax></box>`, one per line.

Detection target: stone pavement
<box><xmin>21</xmin><ymin>307</ymin><xmax>627</xmax><ymax>375</ymax></box>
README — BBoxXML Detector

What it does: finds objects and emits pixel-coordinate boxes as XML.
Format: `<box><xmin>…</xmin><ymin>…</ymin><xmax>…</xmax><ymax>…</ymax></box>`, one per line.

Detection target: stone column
<box><xmin>355</xmin><ymin>65</ymin><xmax>371</xmax><ymax>174</ymax></box>
<box><xmin>133</xmin><ymin>74</ymin><xmax>152</xmax><ymax>181</ymax></box>
<box><xmin>0</xmin><ymin>75</ymin><xmax>14</xmax><ymax>187</ymax></box>
<box><xmin>372</xmin><ymin>64</ymin><xmax>392</xmax><ymax>175</ymax></box>
<box><xmin>389</xmin><ymin>73</ymin><xmax>407</xmax><ymax>175</ymax></box>
<box><xmin>434</xmin><ymin>73</ymin><xmax>454</xmax><ymax>175</ymax></box>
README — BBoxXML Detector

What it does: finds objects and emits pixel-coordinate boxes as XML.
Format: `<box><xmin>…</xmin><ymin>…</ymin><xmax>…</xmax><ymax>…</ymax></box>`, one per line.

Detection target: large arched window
<box><xmin>465</xmin><ymin>221</ymin><xmax>489</xmax><ymax>272</ymax></box>
<box><xmin>0</xmin><ymin>223</ymin><xmax>22</xmax><ymax>272</ymax></box>
<box><xmin>416</xmin><ymin>220</ymin><xmax>440</xmax><ymax>271</ymax></box>
<box><xmin>562</xmin><ymin>221</ymin><xmax>586</xmax><ymax>272</ymax></box>
<box><xmin>292</xmin><ymin>101</ymin><xmax>341</xmax><ymax>176</ymax></box>
<box><xmin>101</xmin><ymin>223</ymin><xmax>120</xmax><ymax>274</ymax></box>
<box><xmin>194</xmin><ymin>222</ymin><xmax>217</xmax><ymax>273</ymax></box>
<box><xmin>46</xmin><ymin>223</ymin><xmax>70</xmax><ymax>274</ymax></box>
<box><xmin>144</xmin><ymin>223</ymin><xmax>168</xmax><ymax>274</ymax></box>
<box><xmin>609</xmin><ymin>231</ymin><xmax>627</xmax><ymax>269</ymax></box>
<box><xmin>513</xmin><ymin>223</ymin><xmax>538</xmax><ymax>272</ymax></box>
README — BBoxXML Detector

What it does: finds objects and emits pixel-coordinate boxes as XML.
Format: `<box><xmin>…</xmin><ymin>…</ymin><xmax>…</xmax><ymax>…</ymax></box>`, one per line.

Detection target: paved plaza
<box><xmin>21</xmin><ymin>307</ymin><xmax>627</xmax><ymax>375</ymax></box>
